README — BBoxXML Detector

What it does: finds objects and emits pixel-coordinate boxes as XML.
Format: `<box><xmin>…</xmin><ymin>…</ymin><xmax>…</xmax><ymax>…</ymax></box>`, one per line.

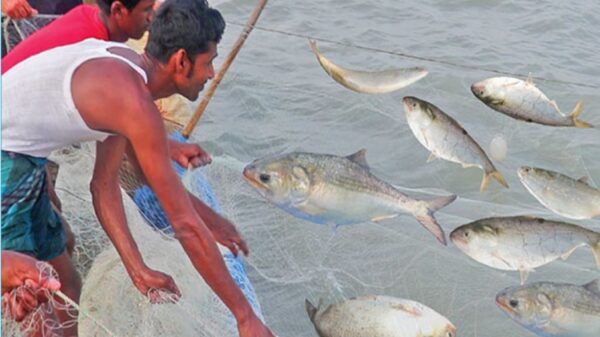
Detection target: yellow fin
<box><xmin>481</xmin><ymin>170</ymin><xmax>509</xmax><ymax>192</ymax></box>
<box><xmin>569</xmin><ymin>101</ymin><xmax>593</xmax><ymax>128</ymax></box>
<box><xmin>592</xmin><ymin>240</ymin><xmax>600</xmax><ymax>270</ymax></box>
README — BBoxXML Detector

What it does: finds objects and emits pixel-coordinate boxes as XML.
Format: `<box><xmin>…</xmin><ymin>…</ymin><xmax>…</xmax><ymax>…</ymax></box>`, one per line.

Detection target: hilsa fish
<box><xmin>403</xmin><ymin>96</ymin><xmax>508</xmax><ymax>192</ymax></box>
<box><xmin>471</xmin><ymin>76</ymin><xmax>592</xmax><ymax>128</ymax></box>
<box><xmin>243</xmin><ymin>150</ymin><xmax>456</xmax><ymax>245</ymax></box>
<box><xmin>450</xmin><ymin>216</ymin><xmax>600</xmax><ymax>284</ymax></box>
<box><xmin>496</xmin><ymin>280</ymin><xmax>600</xmax><ymax>337</ymax></box>
<box><xmin>309</xmin><ymin>39</ymin><xmax>428</xmax><ymax>94</ymax></box>
<box><xmin>518</xmin><ymin>166</ymin><xmax>600</xmax><ymax>220</ymax></box>
<box><xmin>306</xmin><ymin>296</ymin><xmax>456</xmax><ymax>337</ymax></box>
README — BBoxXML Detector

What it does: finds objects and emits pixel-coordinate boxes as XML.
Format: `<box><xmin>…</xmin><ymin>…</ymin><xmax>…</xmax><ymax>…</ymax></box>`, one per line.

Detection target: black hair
<box><xmin>96</xmin><ymin>0</ymin><xmax>142</xmax><ymax>15</ymax></box>
<box><xmin>145</xmin><ymin>0</ymin><xmax>225</xmax><ymax>63</ymax></box>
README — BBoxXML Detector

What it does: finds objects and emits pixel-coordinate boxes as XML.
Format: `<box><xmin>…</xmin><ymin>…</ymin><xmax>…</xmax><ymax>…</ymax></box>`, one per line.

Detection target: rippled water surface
<box><xmin>192</xmin><ymin>1</ymin><xmax>600</xmax><ymax>336</ymax></box>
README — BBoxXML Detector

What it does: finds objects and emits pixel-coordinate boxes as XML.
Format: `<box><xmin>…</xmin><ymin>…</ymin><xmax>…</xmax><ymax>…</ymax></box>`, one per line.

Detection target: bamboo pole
<box><xmin>182</xmin><ymin>0</ymin><xmax>268</xmax><ymax>138</ymax></box>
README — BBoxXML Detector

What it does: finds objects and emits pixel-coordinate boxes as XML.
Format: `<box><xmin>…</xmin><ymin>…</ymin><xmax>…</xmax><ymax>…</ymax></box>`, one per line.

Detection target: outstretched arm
<box><xmin>90</xmin><ymin>135</ymin><xmax>180</xmax><ymax>302</ymax></box>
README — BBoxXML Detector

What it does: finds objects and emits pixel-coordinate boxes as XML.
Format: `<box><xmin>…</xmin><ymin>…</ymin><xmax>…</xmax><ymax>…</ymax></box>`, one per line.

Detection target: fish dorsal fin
<box><xmin>578</xmin><ymin>176</ymin><xmax>589</xmax><ymax>185</ymax></box>
<box><xmin>526</xmin><ymin>72</ymin><xmax>534</xmax><ymax>85</ymax></box>
<box><xmin>583</xmin><ymin>280</ymin><xmax>600</xmax><ymax>295</ymax></box>
<box><xmin>346</xmin><ymin>149</ymin><xmax>370</xmax><ymax>170</ymax></box>
<box><xmin>391</xmin><ymin>302</ymin><xmax>422</xmax><ymax>317</ymax></box>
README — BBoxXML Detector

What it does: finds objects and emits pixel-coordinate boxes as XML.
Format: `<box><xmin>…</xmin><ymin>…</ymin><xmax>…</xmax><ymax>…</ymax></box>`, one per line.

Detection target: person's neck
<box><xmin>140</xmin><ymin>53</ymin><xmax>177</xmax><ymax>100</ymax></box>
<box><xmin>99</xmin><ymin>11</ymin><xmax>128</xmax><ymax>42</ymax></box>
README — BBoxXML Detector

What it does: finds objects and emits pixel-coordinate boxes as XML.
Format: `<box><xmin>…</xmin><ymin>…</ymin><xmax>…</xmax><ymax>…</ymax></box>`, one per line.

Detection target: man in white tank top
<box><xmin>1</xmin><ymin>0</ymin><xmax>274</xmax><ymax>336</ymax></box>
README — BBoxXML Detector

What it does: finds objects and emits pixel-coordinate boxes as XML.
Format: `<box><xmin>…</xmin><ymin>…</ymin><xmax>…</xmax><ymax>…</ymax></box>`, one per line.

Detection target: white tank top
<box><xmin>2</xmin><ymin>38</ymin><xmax>149</xmax><ymax>158</ymax></box>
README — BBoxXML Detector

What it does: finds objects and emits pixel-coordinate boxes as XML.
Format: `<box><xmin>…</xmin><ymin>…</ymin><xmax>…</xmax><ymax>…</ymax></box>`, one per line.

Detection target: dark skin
<box><xmin>71</xmin><ymin>44</ymin><xmax>273</xmax><ymax>337</ymax></box>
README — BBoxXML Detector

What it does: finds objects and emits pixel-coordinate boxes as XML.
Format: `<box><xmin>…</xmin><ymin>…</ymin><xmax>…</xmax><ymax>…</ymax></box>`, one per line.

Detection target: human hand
<box><xmin>1</xmin><ymin>0</ymin><xmax>37</xmax><ymax>19</ymax></box>
<box><xmin>1</xmin><ymin>251</ymin><xmax>61</xmax><ymax>321</ymax></box>
<box><xmin>168</xmin><ymin>140</ymin><xmax>212</xmax><ymax>168</ymax></box>
<box><xmin>237</xmin><ymin>314</ymin><xmax>275</xmax><ymax>337</ymax></box>
<box><xmin>206</xmin><ymin>214</ymin><xmax>249</xmax><ymax>257</ymax></box>
<box><xmin>130</xmin><ymin>267</ymin><xmax>181</xmax><ymax>304</ymax></box>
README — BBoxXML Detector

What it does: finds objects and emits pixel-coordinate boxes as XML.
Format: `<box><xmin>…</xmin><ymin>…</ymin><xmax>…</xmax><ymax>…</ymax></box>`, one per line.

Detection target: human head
<box><xmin>145</xmin><ymin>0</ymin><xmax>225</xmax><ymax>100</ymax></box>
<box><xmin>96</xmin><ymin>0</ymin><xmax>155</xmax><ymax>40</ymax></box>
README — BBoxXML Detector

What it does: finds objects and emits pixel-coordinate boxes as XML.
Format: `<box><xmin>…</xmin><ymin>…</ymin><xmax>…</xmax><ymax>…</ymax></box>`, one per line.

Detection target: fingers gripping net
<box><xmin>2</xmin><ymin>262</ymin><xmax>68</xmax><ymax>337</ymax></box>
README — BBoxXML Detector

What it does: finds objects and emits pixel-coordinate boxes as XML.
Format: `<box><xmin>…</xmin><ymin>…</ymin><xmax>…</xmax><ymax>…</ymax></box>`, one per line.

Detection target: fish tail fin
<box><xmin>481</xmin><ymin>169</ymin><xmax>509</xmax><ymax>192</ymax></box>
<box><xmin>569</xmin><ymin>101</ymin><xmax>593</xmax><ymax>128</ymax></box>
<box><xmin>416</xmin><ymin>195</ymin><xmax>457</xmax><ymax>245</ymax></box>
<box><xmin>592</xmin><ymin>240</ymin><xmax>600</xmax><ymax>270</ymax></box>
<box><xmin>305</xmin><ymin>299</ymin><xmax>318</xmax><ymax>322</ymax></box>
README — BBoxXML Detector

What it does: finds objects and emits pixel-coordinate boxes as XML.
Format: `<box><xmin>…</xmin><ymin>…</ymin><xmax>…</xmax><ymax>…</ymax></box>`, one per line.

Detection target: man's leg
<box><xmin>47</xmin><ymin>250</ymin><xmax>80</xmax><ymax>337</ymax></box>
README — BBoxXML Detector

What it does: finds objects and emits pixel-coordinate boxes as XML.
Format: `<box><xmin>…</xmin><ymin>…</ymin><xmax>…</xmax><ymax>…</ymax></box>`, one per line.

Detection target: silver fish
<box><xmin>243</xmin><ymin>150</ymin><xmax>456</xmax><ymax>244</ymax></box>
<box><xmin>496</xmin><ymin>280</ymin><xmax>600</xmax><ymax>337</ymax></box>
<box><xmin>309</xmin><ymin>39</ymin><xmax>428</xmax><ymax>94</ymax></box>
<box><xmin>450</xmin><ymin>216</ymin><xmax>600</xmax><ymax>284</ymax></box>
<box><xmin>518</xmin><ymin>166</ymin><xmax>600</xmax><ymax>220</ymax></box>
<box><xmin>403</xmin><ymin>96</ymin><xmax>508</xmax><ymax>192</ymax></box>
<box><xmin>306</xmin><ymin>296</ymin><xmax>456</xmax><ymax>337</ymax></box>
<box><xmin>471</xmin><ymin>76</ymin><xmax>592</xmax><ymax>128</ymax></box>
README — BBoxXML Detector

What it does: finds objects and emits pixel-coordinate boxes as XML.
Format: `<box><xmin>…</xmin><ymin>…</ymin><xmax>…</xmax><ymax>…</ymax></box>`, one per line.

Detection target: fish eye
<box><xmin>464</xmin><ymin>231</ymin><xmax>469</xmax><ymax>237</ymax></box>
<box><xmin>447</xmin><ymin>332</ymin><xmax>454</xmax><ymax>337</ymax></box>
<box><xmin>412</xmin><ymin>103</ymin><xmax>417</xmax><ymax>108</ymax></box>
<box><xmin>259</xmin><ymin>174</ymin><xmax>271</xmax><ymax>183</ymax></box>
<box><xmin>479</xmin><ymin>90</ymin><xmax>484</xmax><ymax>95</ymax></box>
<box><xmin>524</xmin><ymin>167</ymin><xmax>530</xmax><ymax>172</ymax></box>
<box><xmin>509</xmin><ymin>299</ymin><xmax>519</xmax><ymax>308</ymax></box>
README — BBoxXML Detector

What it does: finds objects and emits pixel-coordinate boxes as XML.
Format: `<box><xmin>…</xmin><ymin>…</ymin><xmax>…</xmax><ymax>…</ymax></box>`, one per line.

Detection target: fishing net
<box><xmin>2</xmin><ymin>15</ymin><xmax>57</xmax><ymax>55</ymax></box>
<box><xmin>3</xmin><ymin>3</ymin><xmax>600</xmax><ymax>337</ymax></box>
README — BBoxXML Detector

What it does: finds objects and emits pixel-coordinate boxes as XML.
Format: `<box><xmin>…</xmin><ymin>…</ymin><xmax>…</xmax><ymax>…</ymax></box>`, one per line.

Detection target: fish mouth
<box><xmin>495</xmin><ymin>293</ymin><xmax>512</xmax><ymax>313</ymax></box>
<box><xmin>470</xmin><ymin>82</ymin><xmax>484</xmax><ymax>96</ymax></box>
<box><xmin>449</xmin><ymin>229</ymin><xmax>466</xmax><ymax>247</ymax></box>
<box><xmin>242</xmin><ymin>165</ymin><xmax>264</xmax><ymax>190</ymax></box>
<box><xmin>517</xmin><ymin>166</ymin><xmax>532</xmax><ymax>180</ymax></box>
<box><xmin>402</xmin><ymin>96</ymin><xmax>416</xmax><ymax>113</ymax></box>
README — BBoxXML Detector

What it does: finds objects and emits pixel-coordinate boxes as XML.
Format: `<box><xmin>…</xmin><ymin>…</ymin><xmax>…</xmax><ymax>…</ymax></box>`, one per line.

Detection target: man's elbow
<box><xmin>89</xmin><ymin>178</ymin><xmax>112</xmax><ymax>201</ymax></box>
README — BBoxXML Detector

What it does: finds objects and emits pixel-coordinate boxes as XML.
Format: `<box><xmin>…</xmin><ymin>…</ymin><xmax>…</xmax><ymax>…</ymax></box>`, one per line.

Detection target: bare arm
<box><xmin>90</xmin><ymin>136</ymin><xmax>180</xmax><ymax>302</ymax></box>
<box><xmin>72</xmin><ymin>59</ymin><xmax>263</xmax><ymax>327</ymax></box>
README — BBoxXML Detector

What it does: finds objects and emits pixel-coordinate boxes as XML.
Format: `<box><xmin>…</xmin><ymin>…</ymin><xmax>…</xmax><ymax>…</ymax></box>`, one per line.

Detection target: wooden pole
<box><xmin>182</xmin><ymin>0</ymin><xmax>268</xmax><ymax>138</ymax></box>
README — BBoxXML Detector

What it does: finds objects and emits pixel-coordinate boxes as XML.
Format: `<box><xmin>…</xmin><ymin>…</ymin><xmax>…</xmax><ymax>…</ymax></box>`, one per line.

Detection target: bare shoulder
<box><xmin>71</xmin><ymin>56</ymin><xmax>157</xmax><ymax>135</ymax></box>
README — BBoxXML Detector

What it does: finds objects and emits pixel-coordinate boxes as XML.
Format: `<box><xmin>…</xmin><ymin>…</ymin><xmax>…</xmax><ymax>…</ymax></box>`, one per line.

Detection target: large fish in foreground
<box><xmin>496</xmin><ymin>280</ymin><xmax>600</xmax><ymax>337</ymax></box>
<box><xmin>306</xmin><ymin>296</ymin><xmax>456</xmax><ymax>337</ymax></box>
<box><xmin>518</xmin><ymin>166</ymin><xmax>600</xmax><ymax>220</ymax></box>
<box><xmin>450</xmin><ymin>216</ymin><xmax>600</xmax><ymax>284</ymax></box>
<box><xmin>309</xmin><ymin>39</ymin><xmax>428</xmax><ymax>94</ymax></box>
<box><xmin>403</xmin><ymin>96</ymin><xmax>508</xmax><ymax>192</ymax></box>
<box><xmin>471</xmin><ymin>76</ymin><xmax>592</xmax><ymax>128</ymax></box>
<box><xmin>243</xmin><ymin>150</ymin><xmax>456</xmax><ymax>244</ymax></box>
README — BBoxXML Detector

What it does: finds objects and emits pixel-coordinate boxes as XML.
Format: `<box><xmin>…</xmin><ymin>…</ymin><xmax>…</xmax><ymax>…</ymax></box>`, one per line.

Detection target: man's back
<box><xmin>2</xmin><ymin>38</ymin><xmax>146</xmax><ymax>157</ymax></box>
<box><xmin>2</xmin><ymin>4</ymin><xmax>108</xmax><ymax>74</ymax></box>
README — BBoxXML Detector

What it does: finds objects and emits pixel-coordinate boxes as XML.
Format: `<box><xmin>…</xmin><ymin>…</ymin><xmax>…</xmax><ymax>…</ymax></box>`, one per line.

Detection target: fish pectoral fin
<box><xmin>560</xmin><ymin>244</ymin><xmax>583</xmax><ymax>261</ymax></box>
<box><xmin>519</xmin><ymin>269</ymin><xmax>533</xmax><ymax>285</ymax></box>
<box><xmin>371</xmin><ymin>214</ymin><xmax>398</xmax><ymax>222</ymax></box>
<box><xmin>391</xmin><ymin>303</ymin><xmax>422</xmax><ymax>317</ymax></box>
<box><xmin>491</xmin><ymin>251</ymin><xmax>513</xmax><ymax>269</ymax></box>
<box><xmin>426</xmin><ymin>152</ymin><xmax>438</xmax><ymax>163</ymax></box>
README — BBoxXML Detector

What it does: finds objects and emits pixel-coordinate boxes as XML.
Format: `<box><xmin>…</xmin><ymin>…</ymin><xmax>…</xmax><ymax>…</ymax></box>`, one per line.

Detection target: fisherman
<box><xmin>1</xmin><ymin>0</ymin><xmax>273</xmax><ymax>336</ymax></box>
